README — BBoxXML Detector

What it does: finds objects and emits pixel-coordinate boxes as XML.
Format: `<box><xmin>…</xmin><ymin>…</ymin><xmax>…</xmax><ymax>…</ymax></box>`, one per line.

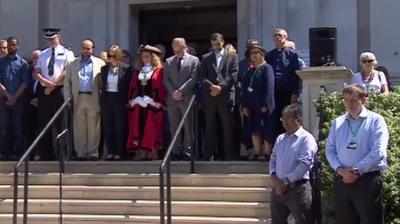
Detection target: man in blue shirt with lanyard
<box><xmin>326</xmin><ymin>84</ymin><xmax>389</xmax><ymax>224</ymax></box>
<box><xmin>0</xmin><ymin>36</ymin><xmax>29</xmax><ymax>160</ymax></box>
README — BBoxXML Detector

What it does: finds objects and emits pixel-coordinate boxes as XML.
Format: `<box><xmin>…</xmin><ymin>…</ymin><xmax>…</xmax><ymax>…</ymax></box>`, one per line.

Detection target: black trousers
<box><xmin>271</xmin><ymin>180</ymin><xmax>312</xmax><ymax>224</ymax></box>
<box><xmin>334</xmin><ymin>171</ymin><xmax>384</xmax><ymax>224</ymax></box>
<box><xmin>101</xmin><ymin>92</ymin><xmax>128</xmax><ymax>157</ymax></box>
<box><xmin>37</xmin><ymin>87</ymin><xmax>65</xmax><ymax>160</ymax></box>
<box><xmin>202</xmin><ymin>94</ymin><xmax>232</xmax><ymax>160</ymax></box>
<box><xmin>0</xmin><ymin>96</ymin><xmax>26</xmax><ymax>158</ymax></box>
<box><xmin>275</xmin><ymin>88</ymin><xmax>292</xmax><ymax>135</ymax></box>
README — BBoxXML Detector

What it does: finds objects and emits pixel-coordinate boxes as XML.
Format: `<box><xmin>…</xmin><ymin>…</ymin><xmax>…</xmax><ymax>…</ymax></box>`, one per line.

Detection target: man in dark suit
<box><xmin>163</xmin><ymin>38</ymin><xmax>199</xmax><ymax>160</ymax></box>
<box><xmin>198</xmin><ymin>33</ymin><xmax>238</xmax><ymax>160</ymax></box>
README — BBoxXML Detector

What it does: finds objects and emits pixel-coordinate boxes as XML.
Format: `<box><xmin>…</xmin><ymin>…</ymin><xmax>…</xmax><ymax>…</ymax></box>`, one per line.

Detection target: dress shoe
<box><xmin>89</xmin><ymin>156</ymin><xmax>98</xmax><ymax>161</ymax></box>
<box><xmin>106</xmin><ymin>154</ymin><xmax>114</xmax><ymax>161</ymax></box>
<box><xmin>33</xmin><ymin>155</ymin><xmax>41</xmax><ymax>161</ymax></box>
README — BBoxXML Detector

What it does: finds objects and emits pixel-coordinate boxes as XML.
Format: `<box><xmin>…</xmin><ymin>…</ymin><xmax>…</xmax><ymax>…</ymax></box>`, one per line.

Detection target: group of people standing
<box><xmin>0</xmin><ymin>26</ymin><xmax>391</xmax><ymax>224</ymax></box>
<box><xmin>0</xmin><ymin>27</ymin><xmax>301</xmax><ymax>162</ymax></box>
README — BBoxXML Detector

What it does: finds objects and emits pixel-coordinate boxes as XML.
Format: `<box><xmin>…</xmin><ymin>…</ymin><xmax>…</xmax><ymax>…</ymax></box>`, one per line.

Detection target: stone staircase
<box><xmin>0</xmin><ymin>161</ymin><xmax>271</xmax><ymax>224</ymax></box>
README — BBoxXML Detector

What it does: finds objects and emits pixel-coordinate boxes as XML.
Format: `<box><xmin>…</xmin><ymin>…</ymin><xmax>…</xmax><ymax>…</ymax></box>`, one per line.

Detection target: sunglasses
<box><xmin>107</xmin><ymin>53</ymin><xmax>116</xmax><ymax>58</ymax></box>
<box><xmin>362</xmin><ymin>59</ymin><xmax>374</xmax><ymax>63</ymax></box>
<box><xmin>273</xmin><ymin>33</ymin><xmax>284</xmax><ymax>38</ymax></box>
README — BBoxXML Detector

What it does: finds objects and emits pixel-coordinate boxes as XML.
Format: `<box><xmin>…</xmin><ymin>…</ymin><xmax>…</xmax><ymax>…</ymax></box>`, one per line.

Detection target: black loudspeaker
<box><xmin>309</xmin><ymin>27</ymin><xmax>337</xmax><ymax>66</ymax></box>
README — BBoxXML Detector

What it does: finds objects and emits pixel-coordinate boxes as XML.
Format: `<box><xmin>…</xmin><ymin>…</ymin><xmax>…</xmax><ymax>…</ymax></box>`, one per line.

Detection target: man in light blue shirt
<box><xmin>269</xmin><ymin>103</ymin><xmax>317</xmax><ymax>224</ymax></box>
<box><xmin>325</xmin><ymin>84</ymin><xmax>388</xmax><ymax>224</ymax></box>
<box><xmin>64</xmin><ymin>39</ymin><xmax>105</xmax><ymax>160</ymax></box>
<box><xmin>79</xmin><ymin>57</ymin><xmax>93</xmax><ymax>92</ymax></box>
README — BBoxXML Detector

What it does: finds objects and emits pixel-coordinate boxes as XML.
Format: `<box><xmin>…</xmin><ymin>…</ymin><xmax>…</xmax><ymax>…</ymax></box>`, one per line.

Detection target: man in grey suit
<box><xmin>199</xmin><ymin>33</ymin><xmax>238</xmax><ymax>160</ymax></box>
<box><xmin>64</xmin><ymin>39</ymin><xmax>105</xmax><ymax>160</ymax></box>
<box><xmin>163</xmin><ymin>38</ymin><xmax>199</xmax><ymax>160</ymax></box>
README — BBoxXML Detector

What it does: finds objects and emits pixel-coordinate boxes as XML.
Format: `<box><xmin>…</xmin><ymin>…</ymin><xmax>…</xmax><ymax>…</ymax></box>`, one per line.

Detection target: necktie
<box><xmin>48</xmin><ymin>47</ymin><xmax>55</xmax><ymax>76</ymax></box>
<box><xmin>177</xmin><ymin>57</ymin><xmax>182</xmax><ymax>73</ymax></box>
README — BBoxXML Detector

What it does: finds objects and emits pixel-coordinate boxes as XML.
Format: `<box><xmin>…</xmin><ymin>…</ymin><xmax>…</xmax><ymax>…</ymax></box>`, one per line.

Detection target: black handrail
<box><xmin>159</xmin><ymin>95</ymin><xmax>197</xmax><ymax>224</ymax></box>
<box><xmin>13</xmin><ymin>97</ymin><xmax>71</xmax><ymax>224</ymax></box>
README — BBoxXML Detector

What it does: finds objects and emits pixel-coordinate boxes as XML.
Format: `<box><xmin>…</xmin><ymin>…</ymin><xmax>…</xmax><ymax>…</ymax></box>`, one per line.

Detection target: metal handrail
<box><xmin>13</xmin><ymin>97</ymin><xmax>71</xmax><ymax>224</ymax></box>
<box><xmin>159</xmin><ymin>95</ymin><xmax>197</xmax><ymax>224</ymax></box>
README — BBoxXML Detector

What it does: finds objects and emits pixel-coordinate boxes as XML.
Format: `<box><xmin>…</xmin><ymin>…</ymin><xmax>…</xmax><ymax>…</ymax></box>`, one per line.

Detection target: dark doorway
<box><xmin>136</xmin><ymin>0</ymin><xmax>237</xmax><ymax>58</ymax></box>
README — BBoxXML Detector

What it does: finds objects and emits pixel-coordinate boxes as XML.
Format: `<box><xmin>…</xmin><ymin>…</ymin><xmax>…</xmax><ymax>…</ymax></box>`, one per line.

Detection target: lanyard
<box><xmin>249</xmin><ymin>65</ymin><xmax>262</xmax><ymax>88</ymax></box>
<box><xmin>362</xmin><ymin>72</ymin><xmax>374</xmax><ymax>92</ymax></box>
<box><xmin>347</xmin><ymin>118</ymin><xmax>365</xmax><ymax>141</ymax></box>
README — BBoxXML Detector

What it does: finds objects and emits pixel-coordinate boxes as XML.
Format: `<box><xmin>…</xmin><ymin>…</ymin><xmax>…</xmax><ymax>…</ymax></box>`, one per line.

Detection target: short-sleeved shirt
<box><xmin>0</xmin><ymin>54</ymin><xmax>29</xmax><ymax>95</ymax></box>
<box><xmin>351</xmin><ymin>71</ymin><xmax>387</xmax><ymax>93</ymax></box>
<box><xmin>35</xmin><ymin>44</ymin><xmax>75</xmax><ymax>84</ymax></box>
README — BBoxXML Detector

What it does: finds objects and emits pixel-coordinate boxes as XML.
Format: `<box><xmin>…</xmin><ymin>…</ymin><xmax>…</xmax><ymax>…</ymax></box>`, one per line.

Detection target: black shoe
<box><xmin>106</xmin><ymin>154</ymin><xmax>114</xmax><ymax>161</ymax></box>
<box><xmin>171</xmin><ymin>154</ymin><xmax>181</xmax><ymax>161</ymax></box>
<box><xmin>199</xmin><ymin>156</ymin><xmax>213</xmax><ymax>161</ymax></box>
<box><xmin>89</xmin><ymin>156</ymin><xmax>98</xmax><ymax>161</ymax></box>
<box><xmin>181</xmin><ymin>151</ymin><xmax>191</xmax><ymax>161</ymax></box>
<box><xmin>33</xmin><ymin>155</ymin><xmax>41</xmax><ymax>161</ymax></box>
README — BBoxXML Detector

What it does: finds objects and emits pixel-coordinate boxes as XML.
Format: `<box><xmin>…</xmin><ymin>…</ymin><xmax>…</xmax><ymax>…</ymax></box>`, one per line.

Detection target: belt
<box><xmin>79</xmin><ymin>91</ymin><xmax>92</xmax><ymax>94</ymax></box>
<box><xmin>362</xmin><ymin>170</ymin><xmax>381</xmax><ymax>177</ymax></box>
<box><xmin>287</xmin><ymin>179</ymin><xmax>308</xmax><ymax>189</ymax></box>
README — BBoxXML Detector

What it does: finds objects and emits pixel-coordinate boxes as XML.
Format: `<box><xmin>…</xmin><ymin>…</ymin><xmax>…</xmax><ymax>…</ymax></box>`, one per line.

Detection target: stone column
<box><xmin>297</xmin><ymin>66</ymin><xmax>352</xmax><ymax>136</ymax></box>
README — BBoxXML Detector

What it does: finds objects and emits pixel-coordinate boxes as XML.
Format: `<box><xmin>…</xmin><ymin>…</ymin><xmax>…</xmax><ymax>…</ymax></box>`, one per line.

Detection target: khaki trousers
<box><xmin>73</xmin><ymin>94</ymin><xmax>100</xmax><ymax>158</ymax></box>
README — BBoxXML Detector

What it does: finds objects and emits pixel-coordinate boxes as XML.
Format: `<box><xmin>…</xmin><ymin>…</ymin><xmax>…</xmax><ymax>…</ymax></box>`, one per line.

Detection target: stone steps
<box><xmin>0</xmin><ymin>214</ymin><xmax>271</xmax><ymax>224</ymax></box>
<box><xmin>0</xmin><ymin>199</ymin><xmax>270</xmax><ymax>218</ymax></box>
<box><xmin>1</xmin><ymin>161</ymin><xmax>271</xmax><ymax>224</ymax></box>
<box><xmin>0</xmin><ymin>173</ymin><xmax>272</xmax><ymax>187</ymax></box>
<box><xmin>0</xmin><ymin>161</ymin><xmax>268</xmax><ymax>174</ymax></box>
<box><xmin>0</xmin><ymin>185</ymin><xmax>271</xmax><ymax>202</ymax></box>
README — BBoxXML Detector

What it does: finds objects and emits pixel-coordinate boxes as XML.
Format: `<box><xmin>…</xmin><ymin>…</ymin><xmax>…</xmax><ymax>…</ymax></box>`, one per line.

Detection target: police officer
<box><xmin>34</xmin><ymin>28</ymin><xmax>75</xmax><ymax>160</ymax></box>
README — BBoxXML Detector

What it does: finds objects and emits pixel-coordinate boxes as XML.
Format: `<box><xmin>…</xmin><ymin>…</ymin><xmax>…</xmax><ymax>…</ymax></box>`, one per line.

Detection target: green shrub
<box><xmin>313</xmin><ymin>88</ymin><xmax>400</xmax><ymax>224</ymax></box>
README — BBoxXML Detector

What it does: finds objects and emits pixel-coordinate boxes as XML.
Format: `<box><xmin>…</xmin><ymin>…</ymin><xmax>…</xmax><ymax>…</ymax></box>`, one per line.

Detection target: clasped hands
<box><xmin>209</xmin><ymin>84</ymin><xmax>222</xmax><ymax>97</ymax></box>
<box><xmin>271</xmin><ymin>174</ymin><xmax>287</xmax><ymax>196</ymax></box>
<box><xmin>172</xmin><ymin>90</ymin><xmax>183</xmax><ymax>101</ymax></box>
<box><xmin>242</xmin><ymin>107</ymin><xmax>269</xmax><ymax>117</ymax></box>
<box><xmin>128</xmin><ymin>95</ymin><xmax>162</xmax><ymax>109</ymax></box>
<box><xmin>337</xmin><ymin>167</ymin><xmax>360</xmax><ymax>184</ymax></box>
<box><xmin>5</xmin><ymin>93</ymin><xmax>17</xmax><ymax>106</ymax></box>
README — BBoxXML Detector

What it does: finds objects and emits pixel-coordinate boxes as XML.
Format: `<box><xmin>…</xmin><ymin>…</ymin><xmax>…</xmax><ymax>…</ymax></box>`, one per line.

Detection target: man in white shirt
<box><xmin>34</xmin><ymin>28</ymin><xmax>75</xmax><ymax>160</ymax></box>
<box><xmin>198</xmin><ymin>33</ymin><xmax>238</xmax><ymax>160</ymax></box>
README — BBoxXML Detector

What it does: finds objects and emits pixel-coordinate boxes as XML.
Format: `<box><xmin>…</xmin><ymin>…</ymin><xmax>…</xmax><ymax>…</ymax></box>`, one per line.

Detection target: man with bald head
<box><xmin>64</xmin><ymin>39</ymin><xmax>105</xmax><ymax>160</ymax></box>
<box><xmin>163</xmin><ymin>37</ymin><xmax>199</xmax><ymax>160</ymax></box>
<box><xmin>267</xmin><ymin>28</ymin><xmax>301</xmax><ymax>138</ymax></box>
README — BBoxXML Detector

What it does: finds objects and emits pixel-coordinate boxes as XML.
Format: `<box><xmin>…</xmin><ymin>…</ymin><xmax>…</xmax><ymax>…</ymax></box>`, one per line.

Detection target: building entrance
<box><xmin>134</xmin><ymin>0</ymin><xmax>237</xmax><ymax>58</ymax></box>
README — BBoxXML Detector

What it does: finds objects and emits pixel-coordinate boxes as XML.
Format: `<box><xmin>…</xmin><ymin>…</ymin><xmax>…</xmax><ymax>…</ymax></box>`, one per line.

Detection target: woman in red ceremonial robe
<box><xmin>126</xmin><ymin>45</ymin><xmax>166</xmax><ymax>160</ymax></box>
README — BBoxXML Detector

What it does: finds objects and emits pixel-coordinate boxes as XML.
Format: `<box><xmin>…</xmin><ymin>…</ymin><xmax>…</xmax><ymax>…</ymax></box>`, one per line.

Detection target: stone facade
<box><xmin>0</xmin><ymin>0</ymin><xmax>398</xmax><ymax>81</ymax></box>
